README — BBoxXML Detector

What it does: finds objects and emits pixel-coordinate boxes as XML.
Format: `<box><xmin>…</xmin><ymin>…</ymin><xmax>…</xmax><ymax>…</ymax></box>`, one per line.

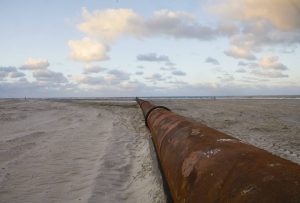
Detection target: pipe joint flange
<box><xmin>145</xmin><ymin>106</ymin><xmax>171</xmax><ymax>127</ymax></box>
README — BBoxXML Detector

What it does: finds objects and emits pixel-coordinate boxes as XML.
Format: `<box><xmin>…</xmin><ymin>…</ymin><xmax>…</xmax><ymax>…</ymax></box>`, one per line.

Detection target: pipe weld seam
<box><xmin>139</xmin><ymin>100</ymin><xmax>146</xmax><ymax>106</ymax></box>
<box><xmin>144</xmin><ymin>106</ymin><xmax>171</xmax><ymax>127</ymax></box>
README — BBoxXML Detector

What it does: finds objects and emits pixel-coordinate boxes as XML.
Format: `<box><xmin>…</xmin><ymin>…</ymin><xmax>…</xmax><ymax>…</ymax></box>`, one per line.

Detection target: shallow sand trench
<box><xmin>0</xmin><ymin>100</ymin><xmax>166</xmax><ymax>203</ymax></box>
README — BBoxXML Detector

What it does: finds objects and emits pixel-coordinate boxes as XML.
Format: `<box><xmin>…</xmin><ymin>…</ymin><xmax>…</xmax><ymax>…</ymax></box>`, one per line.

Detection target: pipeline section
<box><xmin>136</xmin><ymin>98</ymin><xmax>300</xmax><ymax>203</ymax></box>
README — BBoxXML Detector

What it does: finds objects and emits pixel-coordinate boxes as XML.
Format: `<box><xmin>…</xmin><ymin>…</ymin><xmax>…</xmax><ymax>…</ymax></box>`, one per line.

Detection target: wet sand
<box><xmin>0</xmin><ymin>98</ymin><xmax>299</xmax><ymax>203</ymax></box>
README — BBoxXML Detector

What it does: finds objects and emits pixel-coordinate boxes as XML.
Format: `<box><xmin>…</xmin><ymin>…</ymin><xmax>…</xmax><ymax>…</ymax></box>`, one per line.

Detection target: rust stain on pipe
<box><xmin>136</xmin><ymin>98</ymin><xmax>300</xmax><ymax>203</ymax></box>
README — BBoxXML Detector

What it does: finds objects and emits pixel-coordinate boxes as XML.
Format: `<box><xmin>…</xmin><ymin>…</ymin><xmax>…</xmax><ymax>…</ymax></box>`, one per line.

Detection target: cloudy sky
<box><xmin>1</xmin><ymin>0</ymin><xmax>300</xmax><ymax>97</ymax></box>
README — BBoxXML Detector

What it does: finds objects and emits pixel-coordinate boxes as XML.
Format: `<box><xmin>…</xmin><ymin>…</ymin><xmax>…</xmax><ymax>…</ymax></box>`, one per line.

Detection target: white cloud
<box><xmin>0</xmin><ymin>79</ymin><xmax>79</xmax><ymax>98</ymax></box>
<box><xmin>0</xmin><ymin>67</ymin><xmax>25</xmax><ymax>79</ymax></box>
<box><xmin>135</xmin><ymin>71</ymin><xmax>144</xmax><ymax>75</ymax></box>
<box><xmin>0</xmin><ymin>67</ymin><xmax>17</xmax><ymax>73</ymax></box>
<box><xmin>238</xmin><ymin>61</ymin><xmax>248</xmax><ymax>66</ymax></box>
<box><xmin>20</xmin><ymin>58</ymin><xmax>49</xmax><ymax>70</ymax></box>
<box><xmin>78</xmin><ymin>8</ymin><xmax>222</xmax><ymax>42</ymax></box>
<box><xmin>70</xmin><ymin>6</ymin><xmax>300</xmax><ymax>67</ymax></box>
<box><xmin>208</xmin><ymin>0</ymin><xmax>300</xmax><ymax>31</ymax></box>
<box><xmin>218</xmin><ymin>73</ymin><xmax>235</xmax><ymax>82</ymax></box>
<box><xmin>9</xmin><ymin>72</ymin><xmax>25</xmax><ymax>78</ymax></box>
<box><xmin>166</xmin><ymin>79</ymin><xmax>188</xmax><ymax>86</ymax></box>
<box><xmin>207</xmin><ymin>0</ymin><xmax>300</xmax><ymax>59</ymax></box>
<box><xmin>259</xmin><ymin>56</ymin><xmax>288</xmax><ymax>70</ymax></box>
<box><xmin>217</xmin><ymin>22</ymin><xmax>238</xmax><ymax>36</ymax></box>
<box><xmin>245</xmin><ymin>56</ymin><xmax>289</xmax><ymax>78</ymax></box>
<box><xmin>68</xmin><ymin>38</ymin><xmax>109</xmax><ymax>62</ymax></box>
<box><xmin>70</xmin><ymin>8</ymin><xmax>229</xmax><ymax>63</ymax></box>
<box><xmin>236</xmin><ymin>68</ymin><xmax>247</xmax><ymax>73</ymax></box>
<box><xmin>229</xmin><ymin>20</ymin><xmax>300</xmax><ymax>50</ymax></box>
<box><xmin>118</xmin><ymin>80</ymin><xmax>147</xmax><ymax>91</ymax></box>
<box><xmin>251</xmin><ymin>70</ymin><xmax>288</xmax><ymax>78</ymax></box>
<box><xmin>33</xmin><ymin>70</ymin><xmax>68</xmax><ymax>83</ymax></box>
<box><xmin>137</xmin><ymin>53</ymin><xmax>170</xmax><ymax>62</ymax></box>
<box><xmin>105</xmin><ymin>69</ymin><xmax>131</xmax><ymax>85</ymax></box>
<box><xmin>165</xmin><ymin>61</ymin><xmax>176</xmax><ymax>67</ymax></box>
<box><xmin>73</xmin><ymin>75</ymin><xmax>105</xmax><ymax>86</ymax></box>
<box><xmin>247</xmin><ymin>63</ymin><xmax>259</xmax><ymax>69</ymax></box>
<box><xmin>172</xmin><ymin>70</ymin><xmax>186</xmax><ymax>76</ymax></box>
<box><xmin>205</xmin><ymin>57</ymin><xmax>220</xmax><ymax>65</ymax></box>
<box><xmin>70</xmin><ymin>8</ymin><xmax>254</xmax><ymax>64</ymax></box>
<box><xmin>145</xmin><ymin>73</ymin><xmax>165</xmax><ymax>81</ymax></box>
<box><xmin>145</xmin><ymin>10</ymin><xmax>218</xmax><ymax>40</ymax></box>
<box><xmin>78</xmin><ymin>8</ymin><xmax>143</xmax><ymax>41</ymax></box>
<box><xmin>73</xmin><ymin>70</ymin><xmax>131</xmax><ymax>87</ymax></box>
<box><xmin>2</xmin><ymin>78</ymin><xmax>299</xmax><ymax>97</ymax></box>
<box><xmin>56</xmin><ymin>6</ymin><xmax>298</xmax><ymax>93</ymax></box>
<box><xmin>160</xmin><ymin>67</ymin><xmax>176</xmax><ymax>71</ymax></box>
<box><xmin>0</xmin><ymin>73</ymin><xmax>6</xmax><ymax>80</ymax></box>
<box><xmin>224</xmin><ymin>46</ymin><xmax>256</xmax><ymax>60</ymax></box>
<box><xmin>83</xmin><ymin>64</ymin><xmax>106</xmax><ymax>74</ymax></box>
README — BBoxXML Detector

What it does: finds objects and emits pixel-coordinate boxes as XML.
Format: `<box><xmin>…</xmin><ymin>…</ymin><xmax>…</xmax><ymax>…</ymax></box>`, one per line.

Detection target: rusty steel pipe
<box><xmin>136</xmin><ymin>98</ymin><xmax>300</xmax><ymax>203</ymax></box>
<box><xmin>136</xmin><ymin>98</ymin><xmax>170</xmax><ymax>127</ymax></box>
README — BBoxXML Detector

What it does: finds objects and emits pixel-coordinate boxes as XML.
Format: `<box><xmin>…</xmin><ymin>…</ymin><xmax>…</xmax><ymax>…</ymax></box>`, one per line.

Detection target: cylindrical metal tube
<box><xmin>137</xmin><ymin>98</ymin><xmax>300</xmax><ymax>203</ymax></box>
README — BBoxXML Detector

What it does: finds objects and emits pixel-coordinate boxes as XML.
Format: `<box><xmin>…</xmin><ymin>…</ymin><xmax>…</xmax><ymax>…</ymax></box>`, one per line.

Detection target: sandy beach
<box><xmin>0</xmin><ymin>98</ymin><xmax>299</xmax><ymax>202</ymax></box>
<box><xmin>0</xmin><ymin>99</ymin><xmax>165</xmax><ymax>203</ymax></box>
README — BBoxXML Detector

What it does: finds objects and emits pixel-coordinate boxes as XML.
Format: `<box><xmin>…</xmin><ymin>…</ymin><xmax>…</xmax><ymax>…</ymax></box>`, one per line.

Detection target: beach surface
<box><xmin>0</xmin><ymin>99</ymin><xmax>165</xmax><ymax>203</ymax></box>
<box><xmin>0</xmin><ymin>98</ymin><xmax>299</xmax><ymax>203</ymax></box>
